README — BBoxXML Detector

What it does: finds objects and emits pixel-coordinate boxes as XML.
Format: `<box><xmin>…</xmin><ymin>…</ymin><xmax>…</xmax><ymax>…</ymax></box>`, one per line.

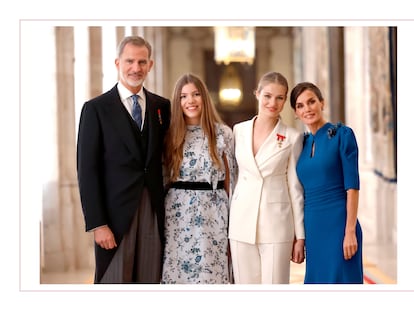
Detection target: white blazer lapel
<box><xmin>235</xmin><ymin>118</ymin><xmax>263</xmax><ymax>178</ymax></box>
<box><xmin>255</xmin><ymin>120</ymin><xmax>290</xmax><ymax>164</ymax></box>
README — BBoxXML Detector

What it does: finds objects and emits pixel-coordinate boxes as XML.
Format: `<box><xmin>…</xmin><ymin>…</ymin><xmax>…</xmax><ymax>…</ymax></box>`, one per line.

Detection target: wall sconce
<box><xmin>214</xmin><ymin>27</ymin><xmax>255</xmax><ymax>65</ymax></box>
<box><xmin>219</xmin><ymin>64</ymin><xmax>242</xmax><ymax>107</ymax></box>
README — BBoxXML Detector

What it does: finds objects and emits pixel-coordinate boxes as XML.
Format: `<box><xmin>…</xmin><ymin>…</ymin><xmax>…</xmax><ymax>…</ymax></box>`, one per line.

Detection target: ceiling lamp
<box><xmin>219</xmin><ymin>64</ymin><xmax>242</xmax><ymax>107</ymax></box>
<box><xmin>214</xmin><ymin>27</ymin><xmax>255</xmax><ymax>65</ymax></box>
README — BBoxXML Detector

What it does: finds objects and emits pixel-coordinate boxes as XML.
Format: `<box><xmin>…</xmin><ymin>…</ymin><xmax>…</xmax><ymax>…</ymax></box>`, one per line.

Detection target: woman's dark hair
<box><xmin>290</xmin><ymin>82</ymin><xmax>324</xmax><ymax>110</ymax></box>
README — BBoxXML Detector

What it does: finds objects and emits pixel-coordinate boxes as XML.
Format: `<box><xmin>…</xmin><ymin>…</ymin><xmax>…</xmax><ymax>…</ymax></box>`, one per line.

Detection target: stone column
<box><xmin>152</xmin><ymin>27</ymin><xmax>167</xmax><ymax>97</ymax></box>
<box><xmin>167</xmin><ymin>27</ymin><xmax>192</xmax><ymax>97</ymax></box>
<box><xmin>89</xmin><ymin>27</ymin><xmax>103</xmax><ymax>98</ymax></box>
<box><xmin>55</xmin><ymin>27</ymin><xmax>79</xmax><ymax>271</ymax></box>
<box><xmin>344</xmin><ymin>27</ymin><xmax>397</xmax><ymax>278</ymax></box>
<box><xmin>269</xmin><ymin>28</ymin><xmax>295</xmax><ymax>127</ymax></box>
<box><xmin>300</xmin><ymin>27</ymin><xmax>330</xmax><ymax>119</ymax></box>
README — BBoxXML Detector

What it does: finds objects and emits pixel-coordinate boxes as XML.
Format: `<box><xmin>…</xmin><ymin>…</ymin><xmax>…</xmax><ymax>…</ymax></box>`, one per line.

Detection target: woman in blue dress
<box><xmin>290</xmin><ymin>82</ymin><xmax>363</xmax><ymax>284</ymax></box>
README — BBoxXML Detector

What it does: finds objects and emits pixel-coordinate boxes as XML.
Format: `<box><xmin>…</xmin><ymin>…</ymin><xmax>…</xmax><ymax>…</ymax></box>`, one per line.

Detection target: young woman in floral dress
<box><xmin>161</xmin><ymin>73</ymin><xmax>237</xmax><ymax>284</ymax></box>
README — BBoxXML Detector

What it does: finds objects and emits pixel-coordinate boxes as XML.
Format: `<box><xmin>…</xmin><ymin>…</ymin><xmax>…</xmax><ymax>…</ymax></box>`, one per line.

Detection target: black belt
<box><xmin>170</xmin><ymin>180</ymin><xmax>225</xmax><ymax>190</ymax></box>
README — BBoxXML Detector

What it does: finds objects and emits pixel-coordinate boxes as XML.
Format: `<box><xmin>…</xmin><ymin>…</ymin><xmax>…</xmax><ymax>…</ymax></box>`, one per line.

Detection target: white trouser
<box><xmin>230</xmin><ymin>239</ymin><xmax>292</xmax><ymax>284</ymax></box>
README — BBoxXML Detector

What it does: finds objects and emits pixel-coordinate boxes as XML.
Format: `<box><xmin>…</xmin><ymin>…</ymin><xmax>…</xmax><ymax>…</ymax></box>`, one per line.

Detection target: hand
<box><xmin>291</xmin><ymin>239</ymin><xmax>305</xmax><ymax>264</ymax></box>
<box><xmin>94</xmin><ymin>225</ymin><xmax>117</xmax><ymax>250</ymax></box>
<box><xmin>343</xmin><ymin>231</ymin><xmax>357</xmax><ymax>260</ymax></box>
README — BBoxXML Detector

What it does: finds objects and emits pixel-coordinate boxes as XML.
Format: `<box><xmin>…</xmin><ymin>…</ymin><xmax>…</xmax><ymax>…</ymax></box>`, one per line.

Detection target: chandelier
<box><xmin>219</xmin><ymin>64</ymin><xmax>242</xmax><ymax>106</ymax></box>
<box><xmin>214</xmin><ymin>27</ymin><xmax>255</xmax><ymax>65</ymax></box>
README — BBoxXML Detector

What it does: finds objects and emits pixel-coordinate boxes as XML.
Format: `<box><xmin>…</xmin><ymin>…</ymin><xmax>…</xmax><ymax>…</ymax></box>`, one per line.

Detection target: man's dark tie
<box><xmin>131</xmin><ymin>94</ymin><xmax>142</xmax><ymax>130</ymax></box>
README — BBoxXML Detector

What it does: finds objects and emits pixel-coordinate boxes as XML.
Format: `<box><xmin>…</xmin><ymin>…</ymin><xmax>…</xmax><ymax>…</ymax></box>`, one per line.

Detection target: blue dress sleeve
<box><xmin>339</xmin><ymin>126</ymin><xmax>360</xmax><ymax>190</ymax></box>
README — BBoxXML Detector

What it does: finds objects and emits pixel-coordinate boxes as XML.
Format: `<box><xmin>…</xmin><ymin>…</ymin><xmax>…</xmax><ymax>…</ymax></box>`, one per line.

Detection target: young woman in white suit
<box><xmin>229</xmin><ymin>72</ymin><xmax>305</xmax><ymax>284</ymax></box>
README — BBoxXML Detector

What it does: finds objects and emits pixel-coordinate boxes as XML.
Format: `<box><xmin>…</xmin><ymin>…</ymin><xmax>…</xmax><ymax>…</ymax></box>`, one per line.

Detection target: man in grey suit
<box><xmin>77</xmin><ymin>35</ymin><xmax>170</xmax><ymax>283</ymax></box>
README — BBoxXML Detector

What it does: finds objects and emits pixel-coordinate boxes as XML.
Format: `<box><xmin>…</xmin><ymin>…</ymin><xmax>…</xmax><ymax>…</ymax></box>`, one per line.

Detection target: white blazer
<box><xmin>229</xmin><ymin>117</ymin><xmax>305</xmax><ymax>244</ymax></box>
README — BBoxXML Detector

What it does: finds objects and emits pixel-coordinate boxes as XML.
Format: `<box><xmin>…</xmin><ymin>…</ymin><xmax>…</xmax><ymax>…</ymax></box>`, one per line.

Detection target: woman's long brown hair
<box><xmin>163</xmin><ymin>73</ymin><xmax>224</xmax><ymax>184</ymax></box>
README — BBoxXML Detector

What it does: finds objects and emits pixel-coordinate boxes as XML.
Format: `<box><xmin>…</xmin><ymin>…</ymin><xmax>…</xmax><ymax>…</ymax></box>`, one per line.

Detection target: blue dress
<box><xmin>296</xmin><ymin>122</ymin><xmax>363</xmax><ymax>284</ymax></box>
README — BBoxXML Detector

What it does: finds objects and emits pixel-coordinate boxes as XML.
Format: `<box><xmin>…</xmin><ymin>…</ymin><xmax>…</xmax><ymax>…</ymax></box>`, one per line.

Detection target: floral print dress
<box><xmin>161</xmin><ymin>123</ymin><xmax>236</xmax><ymax>284</ymax></box>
